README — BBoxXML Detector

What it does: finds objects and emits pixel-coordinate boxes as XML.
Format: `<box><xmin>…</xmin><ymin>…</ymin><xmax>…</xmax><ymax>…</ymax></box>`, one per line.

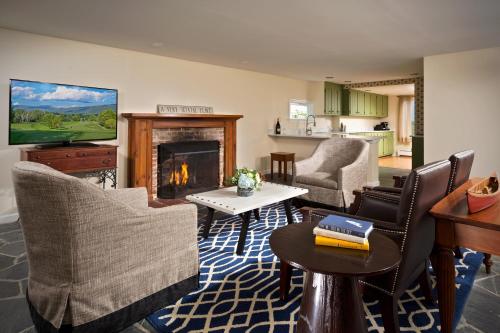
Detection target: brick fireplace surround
<box><xmin>122</xmin><ymin>113</ymin><xmax>243</xmax><ymax>199</ymax></box>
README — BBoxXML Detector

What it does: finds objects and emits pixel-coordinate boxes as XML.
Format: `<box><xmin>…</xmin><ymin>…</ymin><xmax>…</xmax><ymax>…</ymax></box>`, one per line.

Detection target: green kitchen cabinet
<box><xmin>357</xmin><ymin>91</ymin><xmax>365</xmax><ymax>116</ymax></box>
<box><xmin>325</xmin><ymin>84</ymin><xmax>332</xmax><ymax>114</ymax></box>
<box><xmin>376</xmin><ymin>95</ymin><xmax>384</xmax><ymax>117</ymax></box>
<box><xmin>382</xmin><ymin>95</ymin><xmax>389</xmax><ymax>117</ymax></box>
<box><xmin>351</xmin><ymin>131</ymin><xmax>394</xmax><ymax>157</ymax></box>
<box><xmin>364</xmin><ymin>93</ymin><xmax>372</xmax><ymax>116</ymax></box>
<box><xmin>378</xmin><ymin>134</ymin><xmax>384</xmax><ymax>156</ymax></box>
<box><xmin>342</xmin><ymin>89</ymin><xmax>360</xmax><ymax>116</ymax></box>
<box><xmin>340</xmin><ymin>88</ymin><xmax>389</xmax><ymax>118</ymax></box>
<box><xmin>370</xmin><ymin>94</ymin><xmax>377</xmax><ymax>117</ymax></box>
<box><xmin>383</xmin><ymin>133</ymin><xmax>392</xmax><ymax>156</ymax></box>
<box><xmin>324</xmin><ymin>82</ymin><xmax>342</xmax><ymax>115</ymax></box>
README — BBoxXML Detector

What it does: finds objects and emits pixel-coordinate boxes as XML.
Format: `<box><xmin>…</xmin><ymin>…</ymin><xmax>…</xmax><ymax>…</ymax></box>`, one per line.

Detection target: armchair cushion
<box><xmin>295</xmin><ymin>172</ymin><xmax>337</xmax><ymax>189</ymax></box>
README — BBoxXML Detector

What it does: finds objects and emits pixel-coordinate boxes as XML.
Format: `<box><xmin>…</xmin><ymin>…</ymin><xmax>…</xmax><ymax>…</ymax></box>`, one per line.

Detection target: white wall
<box><xmin>424</xmin><ymin>47</ymin><xmax>500</xmax><ymax>176</ymax></box>
<box><xmin>0</xmin><ymin>28</ymin><xmax>323</xmax><ymax>214</ymax></box>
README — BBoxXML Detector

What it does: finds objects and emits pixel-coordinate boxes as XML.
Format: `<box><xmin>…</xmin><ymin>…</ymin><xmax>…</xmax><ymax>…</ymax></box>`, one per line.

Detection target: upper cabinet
<box><xmin>324</xmin><ymin>82</ymin><xmax>342</xmax><ymax>115</ymax></box>
<box><xmin>328</xmin><ymin>86</ymin><xmax>388</xmax><ymax>118</ymax></box>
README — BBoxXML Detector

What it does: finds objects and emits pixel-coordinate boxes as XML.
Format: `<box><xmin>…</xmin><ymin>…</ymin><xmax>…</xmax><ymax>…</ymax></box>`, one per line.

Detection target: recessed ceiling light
<box><xmin>152</xmin><ymin>42</ymin><xmax>164</xmax><ymax>47</ymax></box>
<box><xmin>325</xmin><ymin>76</ymin><xmax>335</xmax><ymax>79</ymax></box>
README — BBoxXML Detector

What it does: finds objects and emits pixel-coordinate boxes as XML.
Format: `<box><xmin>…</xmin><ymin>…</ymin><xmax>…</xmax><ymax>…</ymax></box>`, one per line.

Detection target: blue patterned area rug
<box><xmin>147</xmin><ymin>203</ymin><xmax>483</xmax><ymax>332</ymax></box>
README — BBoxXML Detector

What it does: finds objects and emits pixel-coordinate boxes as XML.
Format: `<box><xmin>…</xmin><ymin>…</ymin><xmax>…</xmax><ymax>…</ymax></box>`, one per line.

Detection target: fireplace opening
<box><xmin>157</xmin><ymin>140</ymin><xmax>220</xmax><ymax>199</ymax></box>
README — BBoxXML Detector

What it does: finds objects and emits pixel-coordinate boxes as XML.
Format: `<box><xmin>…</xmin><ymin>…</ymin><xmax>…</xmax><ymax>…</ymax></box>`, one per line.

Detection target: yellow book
<box><xmin>315</xmin><ymin>235</ymin><xmax>369</xmax><ymax>251</ymax></box>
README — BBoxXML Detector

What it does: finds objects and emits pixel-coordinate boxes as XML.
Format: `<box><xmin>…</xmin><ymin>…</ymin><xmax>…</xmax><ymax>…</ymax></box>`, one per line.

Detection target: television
<box><xmin>9</xmin><ymin>79</ymin><xmax>118</xmax><ymax>145</ymax></box>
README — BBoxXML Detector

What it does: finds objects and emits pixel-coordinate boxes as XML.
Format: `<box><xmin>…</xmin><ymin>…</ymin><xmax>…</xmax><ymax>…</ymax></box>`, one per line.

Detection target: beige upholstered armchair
<box><xmin>292</xmin><ymin>137</ymin><xmax>369</xmax><ymax>209</ymax></box>
<box><xmin>12</xmin><ymin>161</ymin><xmax>199</xmax><ymax>333</ymax></box>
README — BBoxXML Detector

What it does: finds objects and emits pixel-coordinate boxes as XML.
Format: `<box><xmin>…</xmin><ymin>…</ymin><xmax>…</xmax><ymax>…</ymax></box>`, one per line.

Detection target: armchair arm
<box><xmin>364</xmin><ymin>186</ymin><xmax>403</xmax><ymax>195</ymax></box>
<box><xmin>105</xmin><ymin>187</ymin><xmax>148</xmax><ymax>209</ymax></box>
<box><xmin>393</xmin><ymin>175</ymin><xmax>407</xmax><ymax>188</ymax></box>
<box><xmin>338</xmin><ymin>151</ymin><xmax>368</xmax><ymax>207</ymax></box>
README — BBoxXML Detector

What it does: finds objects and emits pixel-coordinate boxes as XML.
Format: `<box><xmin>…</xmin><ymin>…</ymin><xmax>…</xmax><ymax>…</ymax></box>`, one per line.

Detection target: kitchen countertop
<box><xmin>268</xmin><ymin>132</ymin><xmax>381</xmax><ymax>142</ymax></box>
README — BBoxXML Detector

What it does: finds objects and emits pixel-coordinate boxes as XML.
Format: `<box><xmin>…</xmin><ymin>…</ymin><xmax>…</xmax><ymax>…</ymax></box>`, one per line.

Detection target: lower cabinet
<box><xmin>354</xmin><ymin>131</ymin><xmax>394</xmax><ymax>157</ymax></box>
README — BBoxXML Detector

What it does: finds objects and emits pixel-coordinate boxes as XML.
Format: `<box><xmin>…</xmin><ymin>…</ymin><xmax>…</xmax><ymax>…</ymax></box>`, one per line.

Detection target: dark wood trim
<box><xmin>122</xmin><ymin>113</ymin><xmax>243</xmax><ymax>120</ymax></box>
<box><xmin>123</xmin><ymin>113</ymin><xmax>242</xmax><ymax>198</ymax></box>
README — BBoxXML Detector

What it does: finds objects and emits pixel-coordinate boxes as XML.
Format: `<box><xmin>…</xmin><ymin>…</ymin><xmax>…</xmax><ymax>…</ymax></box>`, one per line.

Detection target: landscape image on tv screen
<box><xmin>9</xmin><ymin>79</ymin><xmax>117</xmax><ymax>145</ymax></box>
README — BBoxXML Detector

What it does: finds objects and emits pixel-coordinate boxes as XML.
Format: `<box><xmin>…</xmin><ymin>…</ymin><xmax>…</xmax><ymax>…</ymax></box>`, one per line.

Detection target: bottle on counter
<box><xmin>275</xmin><ymin>118</ymin><xmax>281</xmax><ymax>135</ymax></box>
<box><xmin>340</xmin><ymin>122</ymin><xmax>344</xmax><ymax>132</ymax></box>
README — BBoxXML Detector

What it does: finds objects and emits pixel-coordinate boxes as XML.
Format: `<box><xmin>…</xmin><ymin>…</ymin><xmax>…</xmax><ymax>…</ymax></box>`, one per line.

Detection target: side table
<box><xmin>270</xmin><ymin>222</ymin><xmax>401</xmax><ymax>333</ymax></box>
<box><xmin>270</xmin><ymin>152</ymin><xmax>295</xmax><ymax>182</ymax></box>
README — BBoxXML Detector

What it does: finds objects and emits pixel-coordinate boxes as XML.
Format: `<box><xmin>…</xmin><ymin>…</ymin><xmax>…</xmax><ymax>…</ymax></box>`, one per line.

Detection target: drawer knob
<box><xmin>66</xmin><ymin>154</ymin><xmax>71</xmax><ymax>158</ymax></box>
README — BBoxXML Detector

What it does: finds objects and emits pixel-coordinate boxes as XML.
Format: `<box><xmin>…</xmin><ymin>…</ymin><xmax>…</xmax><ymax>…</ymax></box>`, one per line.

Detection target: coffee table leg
<box><xmin>283</xmin><ymin>199</ymin><xmax>294</xmax><ymax>224</ymax></box>
<box><xmin>236</xmin><ymin>211</ymin><xmax>252</xmax><ymax>255</ymax></box>
<box><xmin>297</xmin><ymin>272</ymin><xmax>367</xmax><ymax>333</ymax></box>
<box><xmin>279</xmin><ymin>260</ymin><xmax>292</xmax><ymax>301</ymax></box>
<box><xmin>203</xmin><ymin>207</ymin><xmax>215</xmax><ymax>239</ymax></box>
<box><xmin>253</xmin><ymin>209</ymin><xmax>260</xmax><ymax>221</ymax></box>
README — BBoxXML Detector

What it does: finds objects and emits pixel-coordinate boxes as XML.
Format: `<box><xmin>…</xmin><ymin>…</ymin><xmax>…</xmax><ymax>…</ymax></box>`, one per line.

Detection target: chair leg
<box><xmin>379</xmin><ymin>294</ymin><xmax>400</xmax><ymax>333</ymax></box>
<box><xmin>418</xmin><ymin>262</ymin><xmax>435</xmax><ymax>305</ymax></box>
<box><xmin>484</xmin><ymin>253</ymin><xmax>493</xmax><ymax>274</ymax></box>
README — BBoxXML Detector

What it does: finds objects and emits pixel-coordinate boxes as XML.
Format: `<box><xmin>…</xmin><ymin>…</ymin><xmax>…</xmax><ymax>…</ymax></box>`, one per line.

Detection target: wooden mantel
<box><xmin>122</xmin><ymin>113</ymin><xmax>243</xmax><ymax>198</ymax></box>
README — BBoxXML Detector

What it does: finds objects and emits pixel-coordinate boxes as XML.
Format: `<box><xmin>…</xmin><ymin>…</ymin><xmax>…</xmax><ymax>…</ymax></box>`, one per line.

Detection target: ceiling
<box><xmin>1</xmin><ymin>0</ymin><xmax>499</xmax><ymax>82</ymax></box>
<box><xmin>357</xmin><ymin>84</ymin><xmax>414</xmax><ymax>96</ymax></box>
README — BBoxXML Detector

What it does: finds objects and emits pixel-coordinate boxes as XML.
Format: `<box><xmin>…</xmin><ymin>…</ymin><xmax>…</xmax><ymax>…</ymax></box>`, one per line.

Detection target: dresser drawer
<box><xmin>38</xmin><ymin>155</ymin><xmax>117</xmax><ymax>173</ymax></box>
<box><xmin>28</xmin><ymin>147</ymin><xmax>116</xmax><ymax>160</ymax></box>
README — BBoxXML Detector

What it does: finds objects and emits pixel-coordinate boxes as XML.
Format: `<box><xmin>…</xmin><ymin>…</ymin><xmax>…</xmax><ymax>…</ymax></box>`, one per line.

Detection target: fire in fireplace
<box><xmin>157</xmin><ymin>140</ymin><xmax>220</xmax><ymax>199</ymax></box>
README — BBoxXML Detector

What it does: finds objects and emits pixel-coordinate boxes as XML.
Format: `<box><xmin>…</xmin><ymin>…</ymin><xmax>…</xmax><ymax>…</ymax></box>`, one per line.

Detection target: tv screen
<box><xmin>9</xmin><ymin>79</ymin><xmax>118</xmax><ymax>145</ymax></box>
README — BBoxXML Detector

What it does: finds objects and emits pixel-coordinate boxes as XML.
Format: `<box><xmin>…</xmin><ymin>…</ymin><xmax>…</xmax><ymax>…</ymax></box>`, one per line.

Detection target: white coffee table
<box><xmin>186</xmin><ymin>182</ymin><xmax>308</xmax><ymax>255</ymax></box>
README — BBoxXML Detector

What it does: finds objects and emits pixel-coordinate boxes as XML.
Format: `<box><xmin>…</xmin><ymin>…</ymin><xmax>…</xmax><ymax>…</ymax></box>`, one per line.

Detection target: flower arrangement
<box><xmin>231</xmin><ymin>168</ymin><xmax>263</xmax><ymax>196</ymax></box>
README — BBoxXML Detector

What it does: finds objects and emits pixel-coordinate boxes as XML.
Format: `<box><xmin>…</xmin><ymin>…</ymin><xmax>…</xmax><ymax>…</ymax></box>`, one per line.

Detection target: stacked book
<box><xmin>314</xmin><ymin>214</ymin><xmax>373</xmax><ymax>251</ymax></box>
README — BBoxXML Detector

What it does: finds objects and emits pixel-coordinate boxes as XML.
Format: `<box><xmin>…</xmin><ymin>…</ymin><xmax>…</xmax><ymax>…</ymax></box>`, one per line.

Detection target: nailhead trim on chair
<box><xmin>388</xmin><ymin>160</ymin><xmax>449</xmax><ymax>294</ymax></box>
<box><xmin>447</xmin><ymin>158</ymin><xmax>458</xmax><ymax>194</ymax></box>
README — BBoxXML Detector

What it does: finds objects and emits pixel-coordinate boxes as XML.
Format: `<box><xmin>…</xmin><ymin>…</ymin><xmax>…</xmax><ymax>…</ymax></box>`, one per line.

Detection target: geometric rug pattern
<box><xmin>147</xmin><ymin>203</ymin><xmax>484</xmax><ymax>332</ymax></box>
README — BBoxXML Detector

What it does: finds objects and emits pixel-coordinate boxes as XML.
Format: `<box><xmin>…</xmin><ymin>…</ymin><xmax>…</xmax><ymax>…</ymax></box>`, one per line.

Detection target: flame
<box><xmin>169</xmin><ymin>162</ymin><xmax>189</xmax><ymax>186</ymax></box>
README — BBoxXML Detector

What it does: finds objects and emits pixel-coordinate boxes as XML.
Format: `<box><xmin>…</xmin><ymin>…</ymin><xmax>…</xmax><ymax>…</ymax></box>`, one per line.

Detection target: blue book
<box><xmin>318</xmin><ymin>214</ymin><xmax>373</xmax><ymax>238</ymax></box>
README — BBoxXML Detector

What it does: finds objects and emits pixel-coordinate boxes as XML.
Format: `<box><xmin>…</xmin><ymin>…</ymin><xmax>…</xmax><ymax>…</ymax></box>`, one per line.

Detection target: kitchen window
<box><xmin>289</xmin><ymin>100</ymin><xmax>313</xmax><ymax>120</ymax></box>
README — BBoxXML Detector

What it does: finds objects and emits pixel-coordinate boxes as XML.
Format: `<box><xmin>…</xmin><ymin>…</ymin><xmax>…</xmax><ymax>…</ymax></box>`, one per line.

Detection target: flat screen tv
<box><xmin>9</xmin><ymin>79</ymin><xmax>118</xmax><ymax>145</ymax></box>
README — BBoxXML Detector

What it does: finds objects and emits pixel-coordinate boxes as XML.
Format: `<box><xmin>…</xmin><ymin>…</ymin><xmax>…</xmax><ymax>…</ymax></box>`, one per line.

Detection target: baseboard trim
<box><xmin>0</xmin><ymin>212</ymin><xmax>19</xmax><ymax>224</ymax></box>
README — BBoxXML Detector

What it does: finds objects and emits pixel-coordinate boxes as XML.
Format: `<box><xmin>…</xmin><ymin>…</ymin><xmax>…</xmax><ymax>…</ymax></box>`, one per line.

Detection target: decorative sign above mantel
<box><xmin>157</xmin><ymin>104</ymin><xmax>214</xmax><ymax>114</ymax></box>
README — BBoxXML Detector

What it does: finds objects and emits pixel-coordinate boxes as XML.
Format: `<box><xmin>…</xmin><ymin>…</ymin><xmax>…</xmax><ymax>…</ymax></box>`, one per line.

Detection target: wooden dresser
<box><xmin>21</xmin><ymin>144</ymin><xmax>118</xmax><ymax>188</ymax></box>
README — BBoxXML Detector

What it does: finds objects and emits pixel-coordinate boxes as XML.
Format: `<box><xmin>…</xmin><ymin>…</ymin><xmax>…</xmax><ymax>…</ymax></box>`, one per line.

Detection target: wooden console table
<box><xmin>430</xmin><ymin>178</ymin><xmax>499</xmax><ymax>333</ymax></box>
<box><xmin>21</xmin><ymin>145</ymin><xmax>118</xmax><ymax>188</ymax></box>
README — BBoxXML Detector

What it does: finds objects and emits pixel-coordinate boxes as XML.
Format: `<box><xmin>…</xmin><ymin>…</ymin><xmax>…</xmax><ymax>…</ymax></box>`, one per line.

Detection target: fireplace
<box><xmin>122</xmin><ymin>113</ymin><xmax>242</xmax><ymax>199</ymax></box>
<box><xmin>157</xmin><ymin>140</ymin><xmax>220</xmax><ymax>198</ymax></box>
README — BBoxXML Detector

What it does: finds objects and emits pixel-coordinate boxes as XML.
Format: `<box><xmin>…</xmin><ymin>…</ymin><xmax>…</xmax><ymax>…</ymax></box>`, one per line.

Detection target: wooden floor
<box><xmin>378</xmin><ymin>156</ymin><xmax>412</xmax><ymax>170</ymax></box>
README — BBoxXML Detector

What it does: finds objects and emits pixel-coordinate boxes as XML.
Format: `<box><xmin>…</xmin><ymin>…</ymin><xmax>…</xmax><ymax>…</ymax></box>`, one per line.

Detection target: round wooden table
<box><xmin>270</xmin><ymin>222</ymin><xmax>401</xmax><ymax>333</ymax></box>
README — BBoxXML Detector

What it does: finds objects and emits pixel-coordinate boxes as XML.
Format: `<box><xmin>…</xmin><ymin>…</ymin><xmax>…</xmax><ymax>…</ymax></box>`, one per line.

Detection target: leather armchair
<box><xmin>280</xmin><ymin>159</ymin><xmax>452</xmax><ymax>333</ymax></box>
<box><xmin>12</xmin><ymin>161</ymin><xmax>200</xmax><ymax>333</ymax></box>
